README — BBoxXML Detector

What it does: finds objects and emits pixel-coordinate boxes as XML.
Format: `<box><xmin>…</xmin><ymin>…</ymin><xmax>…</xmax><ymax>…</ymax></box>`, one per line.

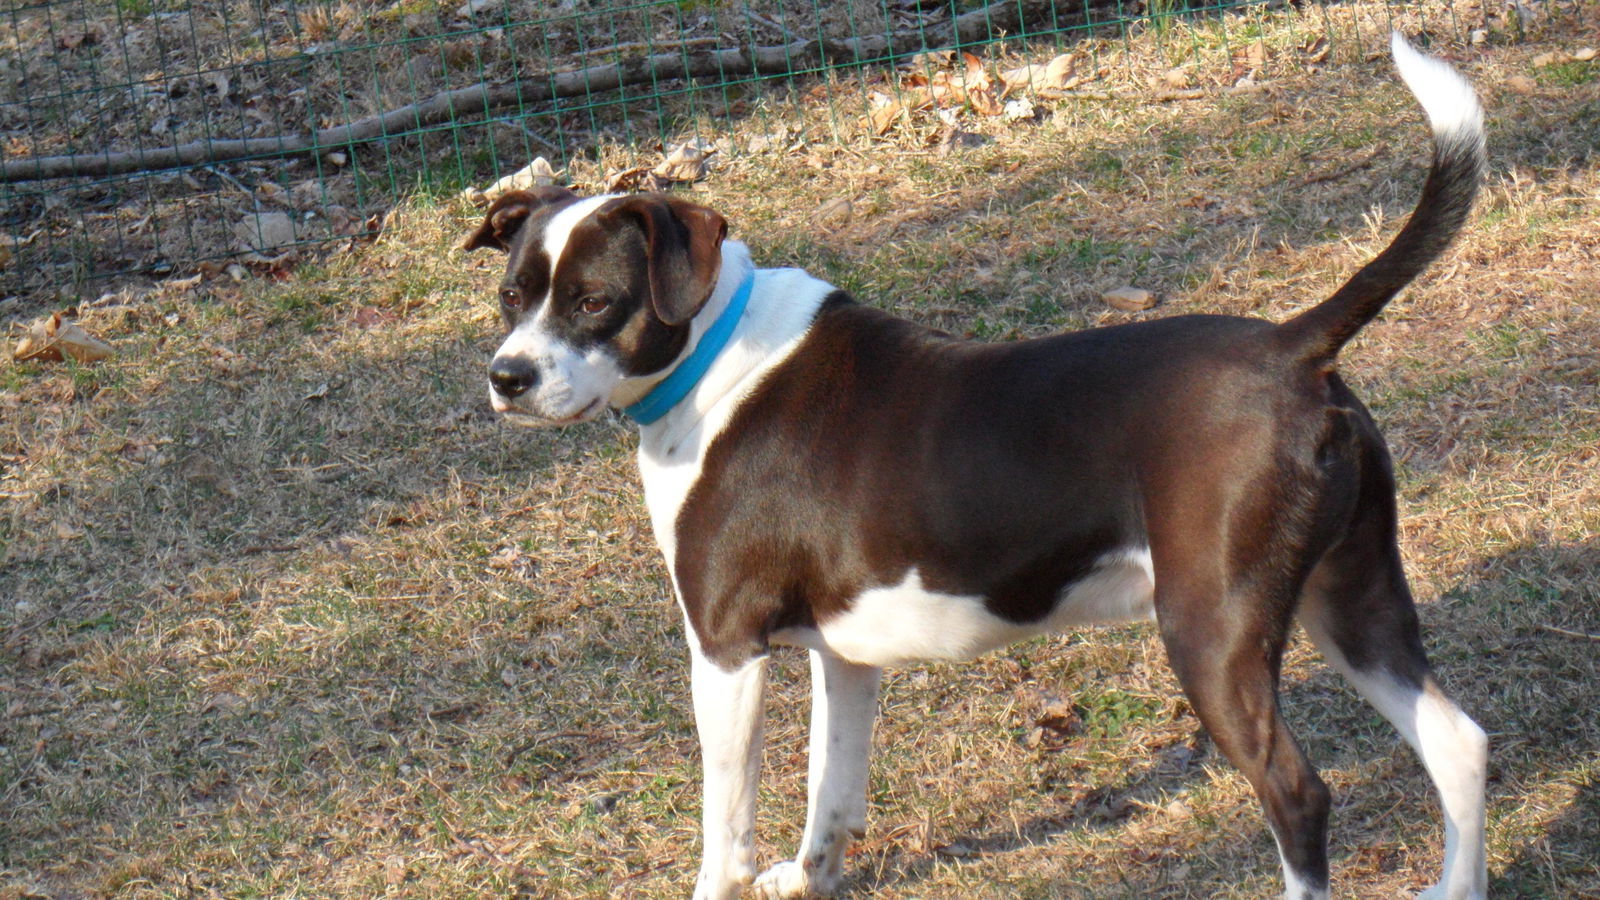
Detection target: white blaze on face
<box><xmin>490</xmin><ymin>195</ymin><xmax>625</xmax><ymax>423</ymax></box>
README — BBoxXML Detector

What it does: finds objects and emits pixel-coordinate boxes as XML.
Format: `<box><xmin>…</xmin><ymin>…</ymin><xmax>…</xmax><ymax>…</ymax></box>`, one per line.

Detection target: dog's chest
<box><xmin>636</xmin><ymin>266</ymin><xmax>835</xmax><ymax>579</ymax></box>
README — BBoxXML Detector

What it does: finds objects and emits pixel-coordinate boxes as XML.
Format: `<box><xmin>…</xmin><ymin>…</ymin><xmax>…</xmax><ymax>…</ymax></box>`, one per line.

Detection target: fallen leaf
<box><xmin>1231</xmin><ymin>39</ymin><xmax>1269</xmax><ymax>81</ymax></box>
<box><xmin>1035</xmin><ymin>695</ymin><xmax>1080</xmax><ymax>734</ymax></box>
<box><xmin>650</xmin><ymin>141</ymin><xmax>716</xmax><ymax>184</ymax></box>
<box><xmin>1001</xmin><ymin>55</ymin><xmax>1081</xmax><ymax>96</ymax></box>
<box><xmin>473</xmin><ymin>157</ymin><xmax>559</xmax><ymax>205</ymax></box>
<box><xmin>814</xmin><ymin>197</ymin><xmax>853</xmax><ymax>225</ymax></box>
<box><xmin>1531</xmin><ymin>51</ymin><xmax>1563</xmax><ymax>68</ymax></box>
<box><xmin>234</xmin><ymin>211</ymin><xmax>297</xmax><ymax>254</ymax></box>
<box><xmin>255</xmin><ymin>181</ymin><xmax>288</xmax><ymax>206</ymax></box>
<box><xmin>1506</xmin><ymin>74</ymin><xmax>1538</xmax><ymax>94</ymax></box>
<box><xmin>967</xmin><ymin>87</ymin><xmax>1003</xmax><ymax>116</ymax></box>
<box><xmin>955</xmin><ymin>53</ymin><xmax>1001</xmax><ymax>115</ymax></box>
<box><xmin>1575</xmin><ymin>47</ymin><xmax>1597</xmax><ymax>62</ymax></box>
<box><xmin>866</xmin><ymin>97</ymin><xmax>907</xmax><ymax>134</ymax></box>
<box><xmin>1000</xmin><ymin>63</ymin><xmax>1040</xmax><ymax>95</ymax></box>
<box><xmin>303</xmin><ymin>382</ymin><xmax>330</xmax><ymax>401</ymax></box>
<box><xmin>12</xmin><ymin>312</ymin><xmax>115</xmax><ymax>363</ymax></box>
<box><xmin>1003</xmin><ymin>97</ymin><xmax>1036</xmax><ymax>122</ymax></box>
<box><xmin>602</xmin><ymin>165</ymin><xmax>651</xmax><ymax>193</ymax></box>
<box><xmin>353</xmin><ymin>306</ymin><xmax>394</xmax><ymax>329</ymax></box>
<box><xmin>56</xmin><ymin>29</ymin><xmax>100</xmax><ymax>50</ymax></box>
<box><xmin>1102</xmin><ymin>285</ymin><xmax>1158</xmax><ymax>311</ymax></box>
<box><xmin>904</xmin><ymin>49</ymin><xmax>957</xmax><ymax>72</ymax></box>
<box><xmin>1158</xmin><ymin>67</ymin><xmax>1191</xmax><ymax>89</ymax></box>
<box><xmin>960</xmin><ymin>52</ymin><xmax>991</xmax><ymax>90</ymax></box>
<box><xmin>322</xmin><ymin>204</ymin><xmax>361</xmax><ymax>237</ymax></box>
<box><xmin>1236</xmin><ymin>40</ymin><xmax>1269</xmax><ymax>68</ymax></box>
<box><xmin>1044</xmin><ymin>53</ymin><xmax>1080</xmax><ymax>88</ymax></box>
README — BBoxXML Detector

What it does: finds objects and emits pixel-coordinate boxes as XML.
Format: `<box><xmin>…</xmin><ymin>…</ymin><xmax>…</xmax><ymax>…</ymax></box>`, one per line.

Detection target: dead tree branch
<box><xmin>0</xmin><ymin>0</ymin><xmax>1074</xmax><ymax>183</ymax></box>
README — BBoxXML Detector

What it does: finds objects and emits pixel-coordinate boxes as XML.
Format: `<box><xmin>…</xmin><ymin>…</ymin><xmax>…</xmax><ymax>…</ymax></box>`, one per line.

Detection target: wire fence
<box><xmin>0</xmin><ymin>0</ymin><xmax>1477</xmax><ymax>304</ymax></box>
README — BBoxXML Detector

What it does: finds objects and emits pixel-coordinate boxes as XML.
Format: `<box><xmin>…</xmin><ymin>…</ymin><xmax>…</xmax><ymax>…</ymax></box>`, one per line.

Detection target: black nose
<box><xmin>489</xmin><ymin>357</ymin><xmax>538</xmax><ymax>398</ymax></box>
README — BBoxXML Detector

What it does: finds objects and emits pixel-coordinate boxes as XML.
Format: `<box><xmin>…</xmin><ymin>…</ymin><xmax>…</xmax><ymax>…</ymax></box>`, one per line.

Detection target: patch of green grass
<box><xmin>1077</xmin><ymin>688</ymin><xmax>1166</xmax><ymax>740</ymax></box>
<box><xmin>0</xmin><ymin>361</ymin><xmax>42</xmax><ymax>391</ymax></box>
<box><xmin>1538</xmin><ymin>59</ymin><xmax>1597</xmax><ymax>87</ymax></box>
<box><xmin>1469</xmin><ymin>321</ymin><xmax>1546</xmax><ymax>360</ymax></box>
<box><xmin>1231</xmin><ymin>130</ymin><xmax>1290</xmax><ymax>160</ymax></box>
<box><xmin>113</xmin><ymin>0</ymin><xmax>154</xmax><ymax>19</ymax></box>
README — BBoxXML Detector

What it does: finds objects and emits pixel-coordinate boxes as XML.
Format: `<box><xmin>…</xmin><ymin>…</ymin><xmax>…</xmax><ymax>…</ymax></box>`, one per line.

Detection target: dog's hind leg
<box><xmin>1298</xmin><ymin>531</ymin><xmax>1488</xmax><ymax>900</ymax></box>
<box><xmin>1154</xmin><ymin>559</ymin><xmax>1332</xmax><ymax>899</ymax></box>
<box><xmin>755</xmin><ymin>650</ymin><xmax>881</xmax><ymax>899</ymax></box>
<box><xmin>690</xmin><ymin>648</ymin><xmax>769</xmax><ymax>900</ymax></box>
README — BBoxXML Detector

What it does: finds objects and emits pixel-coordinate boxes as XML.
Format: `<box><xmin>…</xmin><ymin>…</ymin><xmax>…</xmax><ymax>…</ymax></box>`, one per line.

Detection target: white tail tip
<box><xmin>1390</xmin><ymin>32</ymin><xmax>1484</xmax><ymax>137</ymax></box>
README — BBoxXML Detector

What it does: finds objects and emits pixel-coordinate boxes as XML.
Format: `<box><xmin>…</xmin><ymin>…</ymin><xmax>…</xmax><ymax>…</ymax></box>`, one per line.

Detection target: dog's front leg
<box><xmin>755</xmin><ymin>650</ymin><xmax>881</xmax><ymax>899</ymax></box>
<box><xmin>691</xmin><ymin>649</ymin><xmax>768</xmax><ymax>900</ymax></box>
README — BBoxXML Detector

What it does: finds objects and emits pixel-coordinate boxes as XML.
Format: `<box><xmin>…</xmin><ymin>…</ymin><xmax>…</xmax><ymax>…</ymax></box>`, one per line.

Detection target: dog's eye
<box><xmin>500</xmin><ymin>288</ymin><xmax>523</xmax><ymax>310</ymax></box>
<box><xmin>579</xmin><ymin>296</ymin><xmax>610</xmax><ymax>316</ymax></box>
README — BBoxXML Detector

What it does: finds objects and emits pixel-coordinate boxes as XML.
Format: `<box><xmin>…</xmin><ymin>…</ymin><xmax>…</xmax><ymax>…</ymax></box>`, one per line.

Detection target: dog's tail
<box><xmin>1277</xmin><ymin>33</ymin><xmax>1485</xmax><ymax>364</ymax></box>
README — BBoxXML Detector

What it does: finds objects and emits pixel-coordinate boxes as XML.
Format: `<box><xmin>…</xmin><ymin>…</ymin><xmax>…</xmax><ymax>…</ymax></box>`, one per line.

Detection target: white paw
<box><xmin>1415</xmin><ymin>886</ymin><xmax>1483</xmax><ymax>900</ymax></box>
<box><xmin>691</xmin><ymin>862</ymin><xmax>755</xmax><ymax>900</ymax></box>
<box><xmin>752</xmin><ymin>861</ymin><xmax>812</xmax><ymax>899</ymax></box>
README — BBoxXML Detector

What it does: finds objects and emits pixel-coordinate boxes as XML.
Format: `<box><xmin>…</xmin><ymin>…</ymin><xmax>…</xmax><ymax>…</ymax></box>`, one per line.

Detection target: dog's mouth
<box><xmin>493</xmin><ymin>396</ymin><xmax>604</xmax><ymax>426</ymax></box>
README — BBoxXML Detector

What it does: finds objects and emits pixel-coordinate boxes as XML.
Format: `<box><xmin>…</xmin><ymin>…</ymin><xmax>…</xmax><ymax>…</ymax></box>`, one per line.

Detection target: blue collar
<box><xmin>622</xmin><ymin>269</ymin><xmax>755</xmax><ymax>426</ymax></box>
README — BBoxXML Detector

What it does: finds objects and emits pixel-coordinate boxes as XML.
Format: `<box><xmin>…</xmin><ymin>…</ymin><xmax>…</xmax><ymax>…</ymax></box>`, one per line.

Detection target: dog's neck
<box><xmin>607</xmin><ymin>241</ymin><xmax>754</xmax><ymax>415</ymax></box>
<box><xmin>628</xmin><ymin>242</ymin><xmax>833</xmax><ymax>456</ymax></box>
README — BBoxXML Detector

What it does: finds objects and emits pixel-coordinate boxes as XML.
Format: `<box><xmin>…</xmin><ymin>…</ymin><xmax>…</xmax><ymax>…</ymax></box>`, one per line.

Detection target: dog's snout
<box><xmin>489</xmin><ymin>357</ymin><xmax>538</xmax><ymax>398</ymax></box>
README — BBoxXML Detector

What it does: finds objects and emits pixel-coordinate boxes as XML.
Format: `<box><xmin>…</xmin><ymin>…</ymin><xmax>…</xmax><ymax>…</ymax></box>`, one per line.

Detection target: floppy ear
<box><xmin>599</xmin><ymin>193</ymin><xmax>728</xmax><ymax>326</ymax></box>
<box><xmin>460</xmin><ymin>186</ymin><xmax>578</xmax><ymax>252</ymax></box>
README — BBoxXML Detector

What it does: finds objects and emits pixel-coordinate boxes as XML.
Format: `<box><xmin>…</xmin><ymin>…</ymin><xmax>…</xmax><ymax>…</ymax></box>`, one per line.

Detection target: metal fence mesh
<box><xmin>1</xmin><ymin>0</ymin><xmax>1457</xmax><ymax>303</ymax></box>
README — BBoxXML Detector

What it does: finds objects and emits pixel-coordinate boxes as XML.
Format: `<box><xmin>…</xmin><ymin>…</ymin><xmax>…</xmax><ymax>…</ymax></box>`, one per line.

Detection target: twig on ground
<box><xmin>1538</xmin><ymin>623</ymin><xmax>1600</xmax><ymax>641</ymax></box>
<box><xmin>2</xmin><ymin>595</ymin><xmax>96</xmax><ymax>648</ymax></box>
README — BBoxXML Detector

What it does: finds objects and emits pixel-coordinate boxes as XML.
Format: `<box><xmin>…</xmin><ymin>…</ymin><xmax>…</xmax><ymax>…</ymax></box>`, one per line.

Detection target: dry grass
<box><xmin>4</xmin><ymin>2</ymin><xmax>1599</xmax><ymax>898</ymax></box>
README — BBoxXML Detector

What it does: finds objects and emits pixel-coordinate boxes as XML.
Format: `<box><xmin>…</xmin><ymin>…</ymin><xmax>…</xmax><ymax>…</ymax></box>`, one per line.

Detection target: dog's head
<box><xmin>463</xmin><ymin>188</ymin><xmax>727</xmax><ymax>425</ymax></box>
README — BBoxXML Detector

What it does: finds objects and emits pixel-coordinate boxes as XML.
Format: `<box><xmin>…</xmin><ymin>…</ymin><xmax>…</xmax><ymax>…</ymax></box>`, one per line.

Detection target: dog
<box><xmin>463</xmin><ymin>33</ymin><xmax>1488</xmax><ymax>900</ymax></box>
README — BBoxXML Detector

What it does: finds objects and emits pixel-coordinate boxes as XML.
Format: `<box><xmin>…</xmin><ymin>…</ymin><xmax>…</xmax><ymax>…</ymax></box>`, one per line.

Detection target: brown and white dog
<box><xmin>464</xmin><ymin>34</ymin><xmax>1488</xmax><ymax>900</ymax></box>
